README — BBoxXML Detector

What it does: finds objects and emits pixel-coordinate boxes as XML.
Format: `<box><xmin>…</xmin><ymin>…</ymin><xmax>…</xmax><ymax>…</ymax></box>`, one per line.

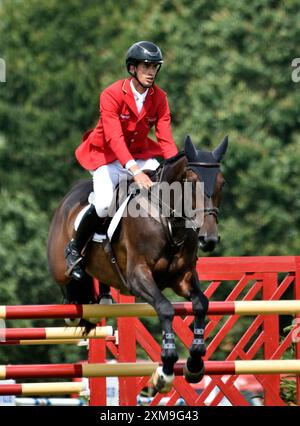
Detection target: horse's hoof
<box><xmin>98</xmin><ymin>294</ymin><xmax>113</xmax><ymax>305</ymax></box>
<box><xmin>87</xmin><ymin>294</ymin><xmax>113</xmax><ymax>324</ymax></box>
<box><xmin>64</xmin><ymin>318</ymin><xmax>81</xmax><ymax>327</ymax></box>
<box><xmin>87</xmin><ymin>317</ymin><xmax>99</xmax><ymax>325</ymax></box>
<box><xmin>150</xmin><ymin>366</ymin><xmax>174</xmax><ymax>394</ymax></box>
<box><xmin>86</xmin><ymin>295</ymin><xmax>113</xmax><ymax>324</ymax></box>
<box><xmin>183</xmin><ymin>362</ymin><xmax>205</xmax><ymax>384</ymax></box>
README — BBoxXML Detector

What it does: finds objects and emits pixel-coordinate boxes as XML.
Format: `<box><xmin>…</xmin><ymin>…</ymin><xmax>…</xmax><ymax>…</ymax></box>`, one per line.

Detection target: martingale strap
<box><xmin>103</xmin><ymin>239</ymin><xmax>128</xmax><ymax>288</ymax></box>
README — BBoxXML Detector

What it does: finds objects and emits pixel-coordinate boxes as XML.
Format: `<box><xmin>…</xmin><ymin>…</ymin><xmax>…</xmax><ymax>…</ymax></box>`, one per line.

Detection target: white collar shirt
<box><xmin>130</xmin><ymin>79</ymin><xmax>148</xmax><ymax>114</ymax></box>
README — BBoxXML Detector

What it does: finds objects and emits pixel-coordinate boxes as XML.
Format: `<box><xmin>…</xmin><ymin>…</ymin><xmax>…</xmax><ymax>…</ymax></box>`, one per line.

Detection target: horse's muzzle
<box><xmin>198</xmin><ymin>235</ymin><xmax>220</xmax><ymax>252</ymax></box>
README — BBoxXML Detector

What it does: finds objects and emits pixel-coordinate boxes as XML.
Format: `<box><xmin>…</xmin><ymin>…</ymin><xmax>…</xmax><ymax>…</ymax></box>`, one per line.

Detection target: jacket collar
<box><xmin>122</xmin><ymin>78</ymin><xmax>154</xmax><ymax>119</ymax></box>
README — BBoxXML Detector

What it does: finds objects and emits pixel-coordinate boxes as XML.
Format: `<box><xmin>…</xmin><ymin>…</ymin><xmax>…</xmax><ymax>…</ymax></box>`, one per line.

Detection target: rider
<box><xmin>65</xmin><ymin>41</ymin><xmax>178</xmax><ymax>281</ymax></box>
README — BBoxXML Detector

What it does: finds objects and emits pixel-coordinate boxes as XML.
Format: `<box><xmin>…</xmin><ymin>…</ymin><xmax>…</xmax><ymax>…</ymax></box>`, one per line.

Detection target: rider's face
<box><xmin>131</xmin><ymin>62</ymin><xmax>160</xmax><ymax>91</ymax></box>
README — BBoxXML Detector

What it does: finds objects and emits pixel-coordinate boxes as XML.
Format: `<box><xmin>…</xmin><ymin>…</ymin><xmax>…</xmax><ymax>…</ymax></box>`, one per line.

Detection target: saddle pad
<box><xmin>74</xmin><ymin>193</ymin><xmax>132</xmax><ymax>244</ymax></box>
<box><xmin>74</xmin><ymin>205</ymin><xmax>90</xmax><ymax>231</ymax></box>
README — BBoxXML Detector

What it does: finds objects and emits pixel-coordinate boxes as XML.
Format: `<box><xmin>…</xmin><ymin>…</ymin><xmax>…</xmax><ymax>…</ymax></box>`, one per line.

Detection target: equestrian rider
<box><xmin>65</xmin><ymin>41</ymin><xmax>178</xmax><ymax>281</ymax></box>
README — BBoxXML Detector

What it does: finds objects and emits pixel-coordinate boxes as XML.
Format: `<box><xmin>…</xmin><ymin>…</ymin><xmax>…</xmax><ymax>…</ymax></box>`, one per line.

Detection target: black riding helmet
<box><xmin>126</xmin><ymin>41</ymin><xmax>163</xmax><ymax>87</ymax></box>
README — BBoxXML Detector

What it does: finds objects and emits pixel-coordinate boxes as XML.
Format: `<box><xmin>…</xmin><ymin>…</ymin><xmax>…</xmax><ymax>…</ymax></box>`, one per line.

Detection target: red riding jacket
<box><xmin>75</xmin><ymin>78</ymin><xmax>178</xmax><ymax>170</ymax></box>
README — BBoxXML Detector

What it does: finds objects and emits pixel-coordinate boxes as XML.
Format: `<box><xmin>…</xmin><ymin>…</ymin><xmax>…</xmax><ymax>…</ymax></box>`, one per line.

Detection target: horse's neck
<box><xmin>162</xmin><ymin>156</ymin><xmax>187</xmax><ymax>184</ymax></box>
<box><xmin>160</xmin><ymin>156</ymin><xmax>187</xmax><ymax>214</ymax></box>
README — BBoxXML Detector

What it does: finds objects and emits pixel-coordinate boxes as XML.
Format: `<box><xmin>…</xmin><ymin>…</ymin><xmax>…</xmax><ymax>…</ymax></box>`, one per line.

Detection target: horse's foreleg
<box><xmin>128</xmin><ymin>265</ymin><xmax>178</xmax><ymax>393</ymax></box>
<box><xmin>184</xmin><ymin>271</ymin><xmax>208</xmax><ymax>383</ymax></box>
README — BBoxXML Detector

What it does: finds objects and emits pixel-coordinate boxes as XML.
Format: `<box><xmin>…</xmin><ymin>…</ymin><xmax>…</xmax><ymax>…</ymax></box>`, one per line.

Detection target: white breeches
<box><xmin>91</xmin><ymin>158</ymin><xmax>160</xmax><ymax>217</ymax></box>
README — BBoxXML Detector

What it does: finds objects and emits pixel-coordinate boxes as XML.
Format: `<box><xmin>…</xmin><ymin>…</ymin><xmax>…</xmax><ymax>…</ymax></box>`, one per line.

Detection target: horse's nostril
<box><xmin>207</xmin><ymin>241</ymin><xmax>216</xmax><ymax>251</ymax></box>
<box><xmin>205</xmin><ymin>235</ymin><xmax>219</xmax><ymax>244</ymax></box>
<box><xmin>198</xmin><ymin>234</ymin><xmax>220</xmax><ymax>252</ymax></box>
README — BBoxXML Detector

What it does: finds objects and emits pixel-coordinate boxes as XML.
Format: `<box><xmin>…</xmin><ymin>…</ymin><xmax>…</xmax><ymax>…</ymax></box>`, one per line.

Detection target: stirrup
<box><xmin>65</xmin><ymin>240</ymin><xmax>84</xmax><ymax>280</ymax></box>
<box><xmin>65</xmin><ymin>256</ymin><xmax>84</xmax><ymax>279</ymax></box>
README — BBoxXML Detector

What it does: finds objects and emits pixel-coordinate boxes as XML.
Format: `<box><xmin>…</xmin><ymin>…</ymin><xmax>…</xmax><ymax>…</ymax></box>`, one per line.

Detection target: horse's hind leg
<box><xmin>65</xmin><ymin>273</ymin><xmax>97</xmax><ymax>304</ymax></box>
<box><xmin>98</xmin><ymin>282</ymin><xmax>113</xmax><ymax>304</ymax></box>
<box><xmin>183</xmin><ymin>271</ymin><xmax>208</xmax><ymax>383</ymax></box>
<box><xmin>64</xmin><ymin>273</ymin><xmax>98</xmax><ymax>331</ymax></box>
<box><xmin>128</xmin><ymin>264</ymin><xmax>178</xmax><ymax>394</ymax></box>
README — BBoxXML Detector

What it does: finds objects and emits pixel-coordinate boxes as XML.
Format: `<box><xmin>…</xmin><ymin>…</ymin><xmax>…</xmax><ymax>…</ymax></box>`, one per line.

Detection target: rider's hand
<box><xmin>130</xmin><ymin>166</ymin><xmax>153</xmax><ymax>190</ymax></box>
<box><xmin>134</xmin><ymin>171</ymin><xmax>153</xmax><ymax>189</ymax></box>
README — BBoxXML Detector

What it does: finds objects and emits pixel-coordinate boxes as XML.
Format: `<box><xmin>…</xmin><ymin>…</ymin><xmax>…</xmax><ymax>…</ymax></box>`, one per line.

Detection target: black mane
<box><xmin>161</xmin><ymin>151</ymin><xmax>185</xmax><ymax>165</ymax></box>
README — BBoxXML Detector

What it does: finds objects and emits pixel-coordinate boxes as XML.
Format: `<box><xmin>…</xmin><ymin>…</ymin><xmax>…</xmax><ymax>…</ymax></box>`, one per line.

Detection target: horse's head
<box><xmin>184</xmin><ymin>135</ymin><xmax>228</xmax><ymax>252</ymax></box>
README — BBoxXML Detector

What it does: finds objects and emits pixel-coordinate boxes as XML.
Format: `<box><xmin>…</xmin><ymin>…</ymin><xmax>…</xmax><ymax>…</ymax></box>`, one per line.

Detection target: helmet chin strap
<box><xmin>129</xmin><ymin>70</ymin><xmax>149</xmax><ymax>89</ymax></box>
<box><xmin>129</xmin><ymin>64</ymin><xmax>161</xmax><ymax>90</ymax></box>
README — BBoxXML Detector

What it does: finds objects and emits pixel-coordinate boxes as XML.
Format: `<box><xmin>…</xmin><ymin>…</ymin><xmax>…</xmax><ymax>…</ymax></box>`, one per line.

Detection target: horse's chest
<box><xmin>169</xmin><ymin>255</ymin><xmax>187</xmax><ymax>273</ymax></box>
<box><xmin>154</xmin><ymin>254</ymin><xmax>187</xmax><ymax>275</ymax></box>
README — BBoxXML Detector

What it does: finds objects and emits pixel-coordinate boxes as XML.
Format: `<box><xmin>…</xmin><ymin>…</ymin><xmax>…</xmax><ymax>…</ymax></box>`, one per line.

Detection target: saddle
<box><xmin>74</xmin><ymin>169</ymin><xmax>158</xmax><ymax>243</ymax></box>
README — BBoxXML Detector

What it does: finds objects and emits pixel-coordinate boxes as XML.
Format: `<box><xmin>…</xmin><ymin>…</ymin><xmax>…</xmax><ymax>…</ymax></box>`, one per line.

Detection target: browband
<box><xmin>188</xmin><ymin>162</ymin><xmax>220</xmax><ymax>167</ymax></box>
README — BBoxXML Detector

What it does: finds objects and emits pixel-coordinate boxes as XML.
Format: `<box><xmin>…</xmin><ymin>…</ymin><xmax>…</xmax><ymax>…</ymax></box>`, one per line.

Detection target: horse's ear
<box><xmin>184</xmin><ymin>135</ymin><xmax>198</xmax><ymax>161</ymax></box>
<box><xmin>212</xmin><ymin>135</ymin><xmax>229</xmax><ymax>161</ymax></box>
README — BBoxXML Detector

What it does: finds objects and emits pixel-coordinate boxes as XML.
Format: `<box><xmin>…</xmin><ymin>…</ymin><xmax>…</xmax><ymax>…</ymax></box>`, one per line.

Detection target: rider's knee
<box><xmin>93</xmin><ymin>202</ymin><xmax>110</xmax><ymax>218</ymax></box>
<box><xmin>92</xmin><ymin>191</ymin><xmax>113</xmax><ymax>217</ymax></box>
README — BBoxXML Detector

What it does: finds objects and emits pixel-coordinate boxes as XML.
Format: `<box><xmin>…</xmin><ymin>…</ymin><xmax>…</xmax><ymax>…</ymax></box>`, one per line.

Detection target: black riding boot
<box><xmin>65</xmin><ymin>204</ymin><xmax>100</xmax><ymax>281</ymax></box>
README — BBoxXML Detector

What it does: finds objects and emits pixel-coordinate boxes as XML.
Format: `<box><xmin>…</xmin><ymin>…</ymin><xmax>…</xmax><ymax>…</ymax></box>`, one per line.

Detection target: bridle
<box><xmin>151</xmin><ymin>159</ymin><xmax>220</xmax><ymax>248</ymax></box>
<box><xmin>186</xmin><ymin>161</ymin><xmax>220</xmax><ymax>220</ymax></box>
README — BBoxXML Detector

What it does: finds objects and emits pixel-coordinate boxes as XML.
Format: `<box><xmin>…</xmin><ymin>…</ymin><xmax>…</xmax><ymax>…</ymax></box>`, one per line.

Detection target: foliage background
<box><xmin>0</xmin><ymin>0</ymin><xmax>299</xmax><ymax>365</ymax></box>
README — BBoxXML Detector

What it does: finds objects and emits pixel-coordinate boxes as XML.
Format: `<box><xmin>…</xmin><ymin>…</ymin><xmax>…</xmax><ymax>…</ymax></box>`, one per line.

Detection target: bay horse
<box><xmin>47</xmin><ymin>135</ymin><xmax>228</xmax><ymax>393</ymax></box>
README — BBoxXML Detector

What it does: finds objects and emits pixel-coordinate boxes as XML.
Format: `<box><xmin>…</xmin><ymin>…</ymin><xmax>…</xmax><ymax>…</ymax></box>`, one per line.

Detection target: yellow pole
<box><xmin>235</xmin><ymin>360</ymin><xmax>300</xmax><ymax>374</ymax></box>
<box><xmin>235</xmin><ymin>300</ymin><xmax>300</xmax><ymax>315</ymax></box>
<box><xmin>21</xmin><ymin>382</ymin><xmax>84</xmax><ymax>396</ymax></box>
<box><xmin>45</xmin><ymin>326</ymin><xmax>113</xmax><ymax>339</ymax></box>
<box><xmin>82</xmin><ymin>362</ymin><xmax>159</xmax><ymax>377</ymax></box>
